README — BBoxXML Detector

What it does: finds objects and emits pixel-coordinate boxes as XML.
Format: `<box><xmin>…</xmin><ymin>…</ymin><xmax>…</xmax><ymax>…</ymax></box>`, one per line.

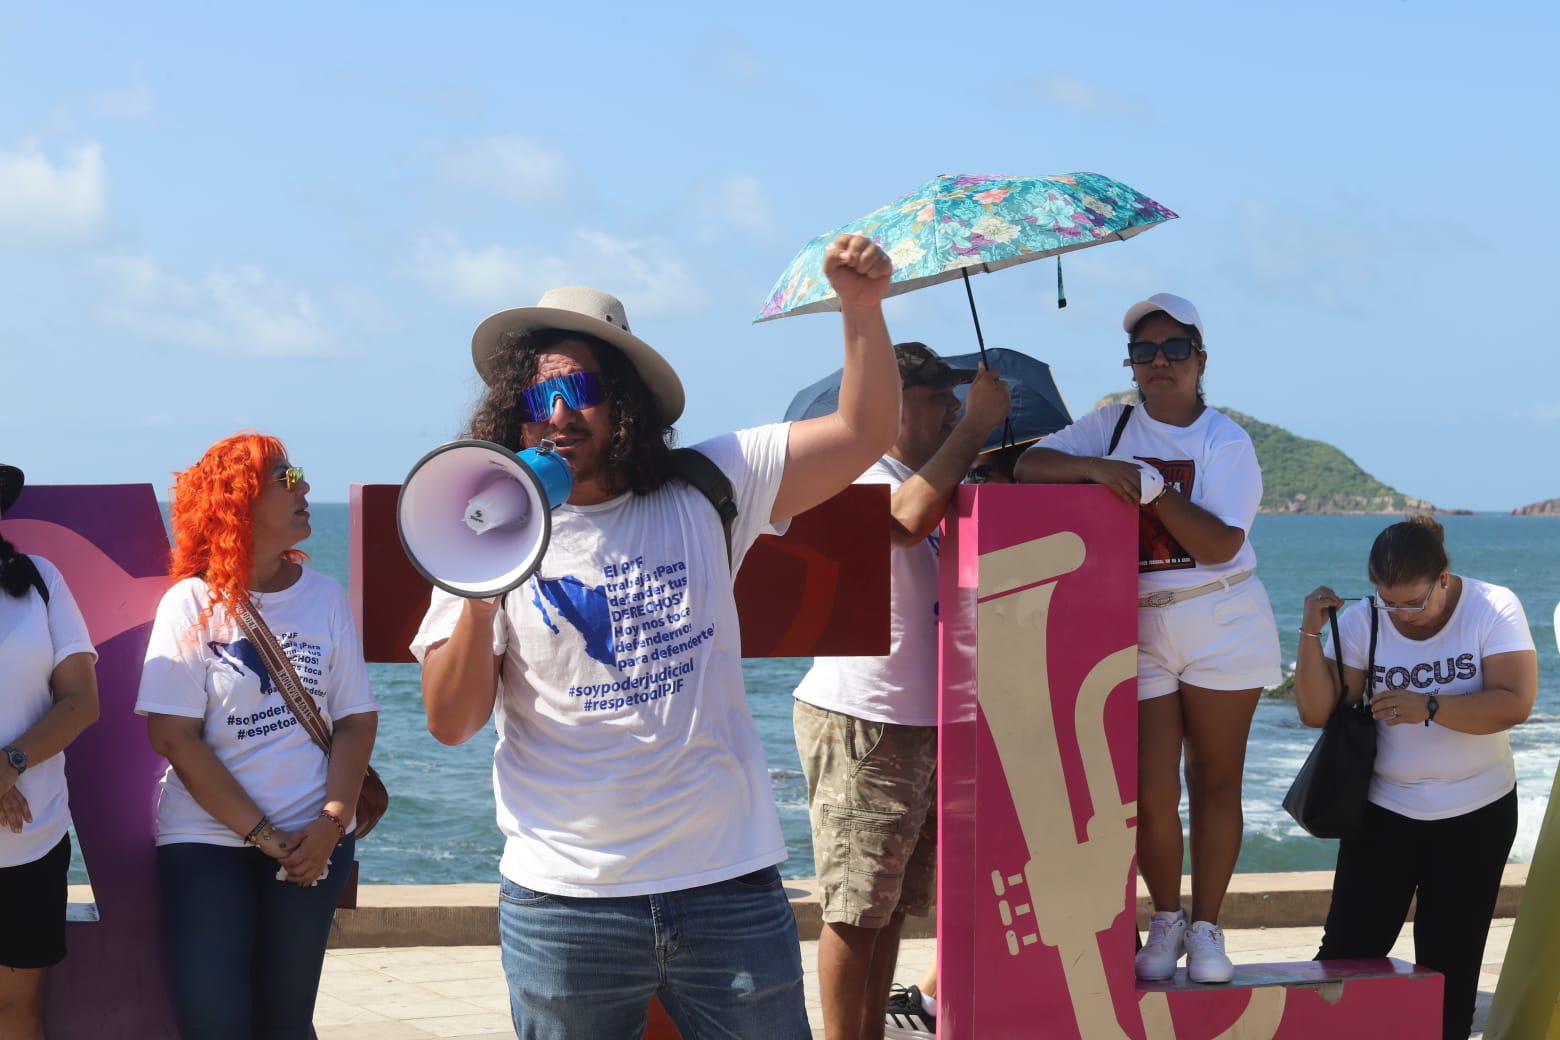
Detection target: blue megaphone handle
<box><xmin>517</xmin><ymin>442</ymin><xmax>573</xmax><ymax>510</ymax></box>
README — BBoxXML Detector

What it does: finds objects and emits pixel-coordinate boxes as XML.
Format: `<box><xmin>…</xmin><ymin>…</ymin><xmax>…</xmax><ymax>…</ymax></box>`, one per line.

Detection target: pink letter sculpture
<box><xmin>937</xmin><ymin>484</ymin><xmax>1443</xmax><ymax>1039</ymax></box>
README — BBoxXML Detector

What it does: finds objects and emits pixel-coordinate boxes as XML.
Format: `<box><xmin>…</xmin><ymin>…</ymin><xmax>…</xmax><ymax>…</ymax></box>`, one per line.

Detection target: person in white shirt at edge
<box><xmin>791</xmin><ymin>343</ymin><xmax>1010</xmax><ymax>1040</ymax></box>
<box><xmin>412</xmin><ymin>234</ymin><xmax>898</xmax><ymax>1040</ymax></box>
<box><xmin>1297</xmin><ymin>516</ymin><xmax>1537</xmax><ymax>1040</ymax></box>
<box><xmin>1014</xmin><ymin>293</ymin><xmax>1282</xmax><ymax>985</ymax></box>
<box><xmin>136</xmin><ymin>434</ymin><xmax>380</xmax><ymax>1040</ymax></box>
<box><xmin>0</xmin><ymin>464</ymin><xmax>100</xmax><ymax>1040</ymax></box>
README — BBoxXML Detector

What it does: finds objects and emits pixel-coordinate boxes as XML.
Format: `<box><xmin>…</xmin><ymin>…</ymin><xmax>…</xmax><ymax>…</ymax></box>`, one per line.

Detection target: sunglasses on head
<box><xmin>520</xmin><ymin>371</ymin><xmax>607</xmax><ymax>423</ymax></box>
<box><xmin>276</xmin><ymin>465</ymin><xmax>304</xmax><ymax>492</ymax></box>
<box><xmin>1123</xmin><ymin>338</ymin><xmax>1201</xmax><ymax>367</ymax></box>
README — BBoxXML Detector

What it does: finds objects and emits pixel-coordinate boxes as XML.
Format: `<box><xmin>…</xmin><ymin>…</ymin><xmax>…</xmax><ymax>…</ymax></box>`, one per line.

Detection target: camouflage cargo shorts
<box><xmin>793</xmin><ymin>699</ymin><xmax>937</xmax><ymax>928</ymax></box>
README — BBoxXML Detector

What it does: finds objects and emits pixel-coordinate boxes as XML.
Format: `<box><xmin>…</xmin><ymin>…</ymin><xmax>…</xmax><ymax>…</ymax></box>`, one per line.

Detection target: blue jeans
<box><xmin>498</xmin><ymin>865</ymin><xmax>810</xmax><ymax>1039</ymax></box>
<box><xmin>157</xmin><ymin>836</ymin><xmax>355</xmax><ymax>1040</ymax></box>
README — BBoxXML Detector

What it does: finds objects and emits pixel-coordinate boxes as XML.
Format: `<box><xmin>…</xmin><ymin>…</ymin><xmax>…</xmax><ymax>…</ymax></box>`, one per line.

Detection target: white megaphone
<box><xmin>397</xmin><ymin>439</ymin><xmax>574</xmax><ymax>598</ymax></box>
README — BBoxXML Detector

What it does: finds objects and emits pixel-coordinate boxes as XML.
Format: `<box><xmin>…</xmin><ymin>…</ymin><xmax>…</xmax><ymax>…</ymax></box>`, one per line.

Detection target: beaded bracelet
<box><xmin>319</xmin><ymin>807</ymin><xmax>346</xmax><ymax>837</ymax></box>
<box><xmin>242</xmin><ymin>815</ymin><xmax>271</xmax><ymax>845</ymax></box>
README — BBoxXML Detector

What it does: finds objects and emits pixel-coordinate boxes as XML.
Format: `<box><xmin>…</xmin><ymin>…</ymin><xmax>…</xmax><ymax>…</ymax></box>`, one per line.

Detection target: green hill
<box><xmin>1093</xmin><ymin>393</ymin><xmax>1436</xmax><ymax>514</ymax></box>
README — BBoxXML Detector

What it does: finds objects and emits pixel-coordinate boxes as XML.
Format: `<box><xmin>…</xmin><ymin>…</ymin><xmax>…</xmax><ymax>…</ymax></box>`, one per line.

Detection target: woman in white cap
<box><xmin>0</xmin><ymin>464</ymin><xmax>101</xmax><ymax>1036</ymax></box>
<box><xmin>1016</xmin><ymin>293</ymin><xmax>1280</xmax><ymax>984</ymax></box>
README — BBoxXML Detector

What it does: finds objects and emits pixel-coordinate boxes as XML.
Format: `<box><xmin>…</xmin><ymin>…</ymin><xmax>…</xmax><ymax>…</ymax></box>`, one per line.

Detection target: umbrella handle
<box><xmin>960</xmin><ymin>267</ymin><xmax>990</xmax><ymax>367</ymax></box>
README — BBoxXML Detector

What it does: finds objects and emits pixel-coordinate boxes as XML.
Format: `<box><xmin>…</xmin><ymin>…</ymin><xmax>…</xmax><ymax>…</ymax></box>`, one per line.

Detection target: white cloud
<box><xmin>94</xmin><ymin>253</ymin><xmax>341</xmax><ymax>356</ymax></box>
<box><xmin>1031</xmin><ymin>74</ymin><xmax>1153</xmax><ymax>124</ymax></box>
<box><xmin>93</xmin><ymin>76</ymin><xmax>154</xmax><ymax>119</ymax></box>
<box><xmin>692</xmin><ymin>32</ymin><xmax>776</xmax><ymax>91</ymax></box>
<box><xmin>412</xmin><ymin>229</ymin><xmax>707</xmax><ymax>318</ymax></box>
<box><xmin>692</xmin><ymin>175</ymin><xmax>779</xmax><ymax>241</ymax></box>
<box><xmin>440</xmin><ymin>134</ymin><xmax>580</xmax><ymax>208</ymax></box>
<box><xmin>0</xmin><ymin>141</ymin><xmax>106</xmax><ymax>247</ymax></box>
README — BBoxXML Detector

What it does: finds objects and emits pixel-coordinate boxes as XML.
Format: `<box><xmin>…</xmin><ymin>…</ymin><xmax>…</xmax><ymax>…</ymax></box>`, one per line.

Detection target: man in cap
<box><xmin>792</xmin><ymin>343</ymin><xmax>1010</xmax><ymax>1040</ymax></box>
<box><xmin>411</xmin><ymin>234</ymin><xmax>898</xmax><ymax>1037</ymax></box>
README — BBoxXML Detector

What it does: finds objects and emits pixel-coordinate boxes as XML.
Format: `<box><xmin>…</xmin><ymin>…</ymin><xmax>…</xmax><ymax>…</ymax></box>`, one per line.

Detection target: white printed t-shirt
<box><xmin>1040</xmin><ymin>403</ymin><xmax>1262</xmax><ymax>594</ymax></box>
<box><xmin>1326</xmin><ymin>578</ymin><xmax>1534</xmax><ymax>820</ymax></box>
<box><xmin>0</xmin><ymin>557</ymin><xmax>96</xmax><ymax>868</ymax></box>
<box><xmin>135</xmin><ymin>567</ymin><xmax>379</xmax><ymax>845</ymax></box>
<box><xmin>411</xmin><ymin>424</ymin><xmax>792</xmax><ymax>898</ymax></box>
<box><xmin>792</xmin><ymin>455</ymin><xmax>939</xmax><ymax>726</ymax></box>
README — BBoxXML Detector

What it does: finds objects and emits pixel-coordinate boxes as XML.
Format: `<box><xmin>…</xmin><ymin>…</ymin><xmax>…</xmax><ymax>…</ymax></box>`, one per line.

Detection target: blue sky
<box><xmin>2</xmin><ymin>3</ymin><xmax>1555</xmax><ymax>510</ymax></box>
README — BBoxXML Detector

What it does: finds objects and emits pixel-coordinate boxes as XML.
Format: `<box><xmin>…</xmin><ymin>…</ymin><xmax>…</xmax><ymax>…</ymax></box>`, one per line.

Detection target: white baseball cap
<box><xmin>1122</xmin><ymin>292</ymin><xmax>1204</xmax><ymax>342</ymax></box>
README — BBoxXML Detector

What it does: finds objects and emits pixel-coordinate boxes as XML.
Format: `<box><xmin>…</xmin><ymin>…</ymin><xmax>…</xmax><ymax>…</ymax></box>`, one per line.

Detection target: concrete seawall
<box><xmin>317</xmin><ymin>865</ymin><xmax>1531</xmax><ymax>948</ymax></box>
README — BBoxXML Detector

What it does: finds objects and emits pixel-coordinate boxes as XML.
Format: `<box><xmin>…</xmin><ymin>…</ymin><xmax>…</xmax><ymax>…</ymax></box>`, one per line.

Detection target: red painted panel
<box><xmin>351</xmin><ymin>483</ymin><xmax>889</xmax><ymax>663</ymax></box>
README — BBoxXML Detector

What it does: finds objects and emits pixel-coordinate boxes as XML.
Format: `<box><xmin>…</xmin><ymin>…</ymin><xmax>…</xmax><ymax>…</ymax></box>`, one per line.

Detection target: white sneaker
<box><xmin>1185</xmin><ymin>921</ymin><xmax>1234</xmax><ymax>984</ymax></box>
<box><xmin>1135</xmin><ymin>908</ymin><xmax>1188</xmax><ymax>980</ymax></box>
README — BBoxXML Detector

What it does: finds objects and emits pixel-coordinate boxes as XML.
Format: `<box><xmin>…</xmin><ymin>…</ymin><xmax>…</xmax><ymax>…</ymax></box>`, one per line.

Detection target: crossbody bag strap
<box><xmin>1107</xmin><ymin>404</ymin><xmax>1134</xmax><ymax>455</ymax></box>
<box><xmin>231</xmin><ymin>597</ymin><xmax>333</xmax><ymax>756</ymax></box>
<box><xmin>1364</xmin><ymin>597</ymin><xmax>1380</xmax><ymax>705</ymax></box>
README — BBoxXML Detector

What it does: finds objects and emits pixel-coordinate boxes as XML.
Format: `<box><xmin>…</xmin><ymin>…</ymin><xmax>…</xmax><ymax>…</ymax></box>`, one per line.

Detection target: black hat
<box><xmin>0</xmin><ymin>465</ymin><xmax>22</xmax><ymax>514</ymax></box>
<box><xmin>894</xmin><ymin>342</ymin><xmax>977</xmax><ymax>389</ymax></box>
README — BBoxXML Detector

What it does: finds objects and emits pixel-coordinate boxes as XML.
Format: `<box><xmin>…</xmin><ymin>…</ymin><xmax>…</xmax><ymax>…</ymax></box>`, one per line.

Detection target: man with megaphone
<box><xmin>409</xmin><ymin>234</ymin><xmax>897</xmax><ymax>1039</ymax></box>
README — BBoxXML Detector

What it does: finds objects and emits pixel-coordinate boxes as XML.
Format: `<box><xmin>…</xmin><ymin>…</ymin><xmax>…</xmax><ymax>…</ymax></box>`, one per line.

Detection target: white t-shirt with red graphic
<box><xmin>411</xmin><ymin>424</ymin><xmax>792</xmax><ymax>898</ymax></box>
<box><xmin>135</xmin><ymin>567</ymin><xmax>380</xmax><ymax>845</ymax></box>
<box><xmin>1326</xmin><ymin>578</ymin><xmax>1534</xmax><ymax>820</ymax></box>
<box><xmin>1039</xmin><ymin>403</ymin><xmax>1262</xmax><ymax>593</ymax></box>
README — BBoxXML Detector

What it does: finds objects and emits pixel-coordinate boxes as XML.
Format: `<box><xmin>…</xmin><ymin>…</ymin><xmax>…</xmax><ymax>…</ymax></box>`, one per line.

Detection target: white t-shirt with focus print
<box><xmin>792</xmin><ymin>455</ymin><xmax>939</xmax><ymax>726</ymax></box>
<box><xmin>412</xmin><ymin>424</ymin><xmax>793</xmax><ymax>898</ymax></box>
<box><xmin>0</xmin><ymin>557</ymin><xmax>96</xmax><ymax>868</ymax></box>
<box><xmin>1040</xmin><ymin>403</ymin><xmax>1262</xmax><ymax>593</ymax></box>
<box><xmin>135</xmin><ymin>567</ymin><xmax>379</xmax><ymax>845</ymax></box>
<box><xmin>1325</xmin><ymin>578</ymin><xmax>1535</xmax><ymax>820</ymax></box>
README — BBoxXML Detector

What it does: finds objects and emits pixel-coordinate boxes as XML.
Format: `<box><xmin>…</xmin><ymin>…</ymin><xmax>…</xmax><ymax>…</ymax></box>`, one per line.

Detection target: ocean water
<box><xmin>126</xmin><ymin>508</ymin><xmax>1560</xmax><ymax>883</ymax></box>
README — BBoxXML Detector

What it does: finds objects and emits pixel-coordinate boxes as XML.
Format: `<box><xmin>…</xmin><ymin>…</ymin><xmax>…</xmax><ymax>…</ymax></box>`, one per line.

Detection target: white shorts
<box><xmin>1136</xmin><ymin>576</ymin><xmax>1283</xmax><ymax>701</ymax></box>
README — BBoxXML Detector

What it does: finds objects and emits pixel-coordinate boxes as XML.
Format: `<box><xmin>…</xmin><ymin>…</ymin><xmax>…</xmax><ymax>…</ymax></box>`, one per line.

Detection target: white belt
<box><xmin>1138</xmin><ymin>569</ymin><xmax>1254</xmax><ymax>609</ymax></box>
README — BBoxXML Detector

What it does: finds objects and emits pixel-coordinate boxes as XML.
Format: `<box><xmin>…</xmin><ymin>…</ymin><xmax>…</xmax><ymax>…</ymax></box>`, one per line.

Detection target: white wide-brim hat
<box><xmin>1122</xmin><ymin>292</ymin><xmax>1205</xmax><ymax>342</ymax></box>
<box><xmin>471</xmin><ymin>286</ymin><xmax>686</xmax><ymax>424</ymax></box>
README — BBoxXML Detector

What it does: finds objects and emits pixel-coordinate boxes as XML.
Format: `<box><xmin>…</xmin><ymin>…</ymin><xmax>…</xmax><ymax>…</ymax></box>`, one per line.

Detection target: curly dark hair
<box><xmin>467</xmin><ymin>328</ymin><xmax>677</xmax><ymax>496</ymax></box>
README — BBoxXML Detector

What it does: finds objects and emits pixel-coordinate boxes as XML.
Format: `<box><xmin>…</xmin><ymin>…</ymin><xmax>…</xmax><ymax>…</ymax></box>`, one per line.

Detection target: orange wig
<box><xmin>169</xmin><ymin>432</ymin><xmax>307</xmax><ymax>622</ymax></box>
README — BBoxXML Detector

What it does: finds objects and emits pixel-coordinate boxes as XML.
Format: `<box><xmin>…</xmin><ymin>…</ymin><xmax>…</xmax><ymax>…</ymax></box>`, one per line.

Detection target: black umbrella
<box><xmin>783</xmin><ymin>347</ymin><xmax>1072</xmax><ymax>453</ymax></box>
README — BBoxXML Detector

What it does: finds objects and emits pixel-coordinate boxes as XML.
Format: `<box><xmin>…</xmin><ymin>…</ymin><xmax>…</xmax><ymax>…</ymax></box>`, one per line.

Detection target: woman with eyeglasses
<box><xmin>0</xmin><ymin>464</ymin><xmax>100</xmax><ymax>1038</ymax></box>
<box><xmin>136</xmin><ymin>433</ymin><xmax>379</xmax><ymax>1039</ymax></box>
<box><xmin>1297</xmin><ymin>515</ymin><xmax>1536</xmax><ymax>1040</ymax></box>
<box><xmin>1015</xmin><ymin>292</ymin><xmax>1281</xmax><ymax>984</ymax></box>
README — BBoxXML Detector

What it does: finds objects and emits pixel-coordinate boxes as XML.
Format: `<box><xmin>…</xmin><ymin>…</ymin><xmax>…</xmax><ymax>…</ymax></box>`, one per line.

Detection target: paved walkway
<box><xmin>315</xmin><ymin>921</ymin><xmax>1511</xmax><ymax>1038</ymax></box>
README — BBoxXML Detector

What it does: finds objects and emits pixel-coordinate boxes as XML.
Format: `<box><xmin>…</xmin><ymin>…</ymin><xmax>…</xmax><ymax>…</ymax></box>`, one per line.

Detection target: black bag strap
<box><xmin>1326</xmin><ymin>607</ymin><xmax>1347</xmax><ymax>708</ymax></box>
<box><xmin>670</xmin><ymin>448</ymin><xmax>737</xmax><ymax>570</ymax></box>
<box><xmin>29</xmin><ymin>560</ymin><xmax>48</xmax><ymax>605</ymax></box>
<box><xmin>1107</xmin><ymin>405</ymin><xmax>1134</xmax><ymax>455</ymax></box>
<box><xmin>1364</xmin><ymin>597</ymin><xmax>1379</xmax><ymax>704</ymax></box>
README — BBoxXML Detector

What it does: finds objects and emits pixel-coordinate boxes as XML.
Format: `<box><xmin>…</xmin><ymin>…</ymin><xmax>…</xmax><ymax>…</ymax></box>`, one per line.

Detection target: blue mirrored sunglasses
<box><xmin>520</xmin><ymin>371</ymin><xmax>607</xmax><ymax>423</ymax></box>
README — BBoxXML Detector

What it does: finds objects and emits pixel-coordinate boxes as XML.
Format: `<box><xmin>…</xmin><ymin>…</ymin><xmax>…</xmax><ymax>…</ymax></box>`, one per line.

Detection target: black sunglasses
<box><xmin>1123</xmin><ymin>338</ymin><xmax>1201</xmax><ymax>367</ymax></box>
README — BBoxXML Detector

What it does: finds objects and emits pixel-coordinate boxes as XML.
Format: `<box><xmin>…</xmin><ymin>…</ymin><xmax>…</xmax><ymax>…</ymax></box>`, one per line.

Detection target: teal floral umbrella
<box><xmin>755</xmin><ymin>172</ymin><xmax>1177</xmax><ymax>358</ymax></box>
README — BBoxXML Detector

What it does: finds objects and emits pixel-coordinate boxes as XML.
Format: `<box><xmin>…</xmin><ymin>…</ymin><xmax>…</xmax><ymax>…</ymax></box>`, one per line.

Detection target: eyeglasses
<box><xmin>276</xmin><ymin>465</ymin><xmax>304</xmax><ymax>492</ymax></box>
<box><xmin>520</xmin><ymin>371</ymin><xmax>606</xmax><ymax>423</ymax></box>
<box><xmin>1344</xmin><ymin>584</ymin><xmax>1438</xmax><ymax>614</ymax></box>
<box><xmin>1123</xmin><ymin>338</ymin><xmax>1201</xmax><ymax>367</ymax></box>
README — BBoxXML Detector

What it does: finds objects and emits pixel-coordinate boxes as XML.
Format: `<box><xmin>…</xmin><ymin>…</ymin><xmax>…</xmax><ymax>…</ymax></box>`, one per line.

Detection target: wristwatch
<box><xmin>2</xmin><ymin>745</ymin><xmax>27</xmax><ymax>776</ymax></box>
<box><xmin>1425</xmin><ymin>694</ymin><xmax>1440</xmax><ymax>727</ymax></box>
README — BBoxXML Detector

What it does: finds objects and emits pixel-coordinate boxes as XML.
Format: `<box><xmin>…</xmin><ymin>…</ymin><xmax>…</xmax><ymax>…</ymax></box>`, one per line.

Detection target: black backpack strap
<box><xmin>669</xmin><ymin>448</ymin><xmax>737</xmax><ymax>570</ymax></box>
<box><xmin>30</xmin><ymin>562</ymin><xmax>48</xmax><ymax>605</ymax></box>
<box><xmin>1107</xmin><ymin>405</ymin><xmax>1134</xmax><ymax>455</ymax></box>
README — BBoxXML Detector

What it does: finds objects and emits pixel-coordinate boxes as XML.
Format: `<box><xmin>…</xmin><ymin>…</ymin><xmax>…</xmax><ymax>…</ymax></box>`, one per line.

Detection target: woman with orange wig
<box><xmin>135</xmin><ymin>433</ymin><xmax>378</xmax><ymax>1039</ymax></box>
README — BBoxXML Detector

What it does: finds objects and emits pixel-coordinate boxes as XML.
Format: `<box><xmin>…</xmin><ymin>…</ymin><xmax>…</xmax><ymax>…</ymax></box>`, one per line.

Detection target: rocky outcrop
<box><xmin>1513</xmin><ymin>498</ymin><xmax>1560</xmax><ymax>516</ymax></box>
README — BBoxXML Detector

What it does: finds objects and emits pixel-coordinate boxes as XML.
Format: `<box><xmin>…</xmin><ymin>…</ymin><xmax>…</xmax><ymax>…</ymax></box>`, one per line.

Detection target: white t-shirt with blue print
<box><xmin>412</xmin><ymin>423</ymin><xmax>792</xmax><ymax>898</ymax></box>
<box><xmin>136</xmin><ymin>567</ymin><xmax>380</xmax><ymax>845</ymax></box>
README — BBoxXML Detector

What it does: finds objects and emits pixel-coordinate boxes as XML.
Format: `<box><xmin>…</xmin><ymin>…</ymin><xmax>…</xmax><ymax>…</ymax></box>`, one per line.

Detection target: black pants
<box><xmin>1317</xmin><ymin>788</ymin><xmax>1516</xmax><ymax>1040</ymax></box>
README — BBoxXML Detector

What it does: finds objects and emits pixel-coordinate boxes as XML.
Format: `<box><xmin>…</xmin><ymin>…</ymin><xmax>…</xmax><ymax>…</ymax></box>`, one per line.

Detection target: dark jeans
<box><xmin>498</xmin><ymin>865</ymin><xmax>810</xmax><ymax>1039</ymax></box>
<box><xmin>1317</xmin><ymin>789</ymin><xmax>1516</xmax><ymax>1040</ymax></box>
<box><xmin>157</xmin><ymin>836</ymin><xmax>355</xmax><ymax>1040</ymax></box>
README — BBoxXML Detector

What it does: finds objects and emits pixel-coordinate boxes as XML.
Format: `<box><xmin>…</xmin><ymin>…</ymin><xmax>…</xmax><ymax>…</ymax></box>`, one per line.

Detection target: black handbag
<box><xmin>1282</xmin><ymin>603</ymin><xmax>1379</xmax><ymax>839</ymax></box>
